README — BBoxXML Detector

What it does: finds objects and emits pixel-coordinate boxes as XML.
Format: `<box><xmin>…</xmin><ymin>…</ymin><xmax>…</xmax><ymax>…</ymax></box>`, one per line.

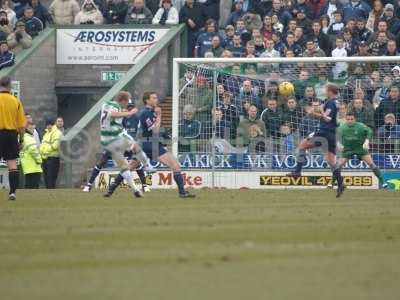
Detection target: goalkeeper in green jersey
<box><xmin>337</xmin><ymin>112</ymin><xmax>387</xmax><ymax>188</ymax></box>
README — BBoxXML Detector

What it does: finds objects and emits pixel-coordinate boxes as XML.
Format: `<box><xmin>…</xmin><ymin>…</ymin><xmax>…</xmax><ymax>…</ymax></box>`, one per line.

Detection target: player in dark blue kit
<box><xmin>139</xmin><ymin>91</ymin><xmax>195</xmax><ymax>199</ymax></box>
<box><xmin>83</xmin><ymin>99</ymin><xmax>153</xmax><ymax>194</ymax></box>
<box><xmin>289</xmin><ymin>84</ymin><xmax>345</xmax><ymax>198</ymax></box>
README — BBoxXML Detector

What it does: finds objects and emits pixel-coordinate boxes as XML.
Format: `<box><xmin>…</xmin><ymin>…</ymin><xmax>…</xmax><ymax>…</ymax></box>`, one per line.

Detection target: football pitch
<box><xmin>0</xmin><ymin>189</ymin><xmax>399</xmax><ymax>300</ymax></box>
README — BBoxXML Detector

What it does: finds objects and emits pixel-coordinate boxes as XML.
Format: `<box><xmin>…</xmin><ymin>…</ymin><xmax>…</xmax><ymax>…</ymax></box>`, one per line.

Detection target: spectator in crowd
<box><xmin>343</xmin><ymin>0</ymin><xmax>371</xmax><ymax>23</ymax></box>
<box><xmin>0</xmin><ymin>42</ymin><xmax>14</xmax><ymax>69</ymax></box>
<box><xmin>146</xmin><ymin>0</ymin><xmax>161</xmax><ymax>15</ymax></box>
<box><xmin>0</xmin><ymin>10</ymin><xmax>12</xmax><ymax>38</ymax></box>
<box><xmin>239</xmin><ymin>79</ymin><xmax>261</xmax><ymax>112</ymax></box>
<box><xmin>74</xmin><ymin>0</ymin><xmax>104</xmax><ymax>24</ymax></box>
<box><xmin>355</xmin><ymin>18</ymin><xmax>372</xmax><ymax>42</ymax></box>
<box><xmin>270</xmin><ymin>0</ymin><xmax>292</xmax><ymax>28</ymax></box>
<box><xmin>1</xmin><ymin>1</ymin><xmax>17</xmax><ymax>29</ymax></box>
<box><xmin>201</xmin><ymin>0</ymin><xmax>219</xmax><ymax>23</ymax></box>
<box><xmin>226</xmin><ymin>0</ymin><xmax>245</xmax><ymax>27</ymax></box>
<box><xmin>299</xmin><ymin>85</ymin><xmax>317</xmax><ymax>108</ymax></box>
<box><xmin>343</xmin><ymin>28</ymin><xmax>358</xmax><ymax>56</ymax></box>
<box><xmin>375</xmin><ymin>85</ymin><xmax>400</xmax><ymax>127</ymax></box>
<box><xmin>309</xmin><ymin>20</ymin><xmax>331</xmax><ymax>55</ymax></box>
<box><xmin>284</xmin><ymin>32</ymin><xmax>302</xmax><ymax>56</ymax></box>
<box><xmin>243</xmin><ymin>7</ymin><xmax>262</xmax><ymax>32</ymax></box>
<box><xmin>152</xmin><ymin>0</ymin><xmax>179</xmax><ymax>25</ymax></box>
<box><xmin>385</xmin><ymin>39</ymin><xmax>399</xmax><ymax>56</ymax></box>
<box><xmin>283</xmin><ymin>97</ymin><xmax>304</xmax><ymax>130</ymax></box>
<box><xmin>224</xmin><ymin>25</ymin><xmax>235</xmax><ymax>47</ymax></box>
<box><xmin>295</xmin><ymin>8</ymin><xmax>312</xmax><ymax>35</ymax></box>
<box><xmin>20</xmin><ymin>121</ymin><xmax>42</xmax><ymax>189</ymax></box>
<box><xmin>219</xmin><ymin>91</ymin><xmax>239</xmax><ymax>138</ymax></box>
<box><xmin>179</xmin><ymin>0</ymin><xmax>206</xmax><ymax>57</ymax></box>
<box><xmin>7</xmin><ymin>20</ymin><xmax>32</xmax><ymax>50</ymax></box>
<box><xmin>279</xmin><ymin>122</ymin><xmax>296</xmax><ymax>154</ymax></box>
<box><xmin>40</xmin><ymin>117</ymin><xmax>62</xmax><ymax>189</ymax></box>
<box><xmin>195</xmin><ymin>18</ymin><xmax>219</xmax><ymax>57</ymax></box>
<box><xmin>212</xmin><ymin>108</ymin><xmax>231</xmax><ymax>141</ymax></box>
<box><xmin>370</xmin><ymin>31</ymin><xmax>388</xmax><ymax>56</ymax></box>
<box><xmin>30</xmin><ymin>0</ymin><xmax>53</xmax><ymax>28</ymax></box>
<box><xmin>366</xmin><ymin>0</ymin><xmax>384</xmax><ymax>32</ymax></box>
<box><xmin>368</xmin><ymin>20</ymin><xmax>395</xmax><ymax>42</ymax></box>
<box><xmin>236</xmin><ymin>104</ymin><xmax>266</xmax><ymax>147</ymax></box>
<box><xmin>49</xmin><ymin>0</ymin><xmax>80</xmax><ymax>25</ymax></box>
<box><xmin>327</xmin><ymin>10</ymin><xmax>344</xmax><ymax>37</ymax></box>
<box><xmin>210</xmin><ymin>35</ymin><xmax>224</xmax><ymax>57</ymax></box>
<box><xmin>125</xmin><ymin>0</ymin><xmax>153</xmax><ymax>24</ymax></box>
<box><xmin>179</xmin><ymin>104</ymin><xmax>201</xmax><ymax>152</ymax></box>
<box><xmin>331</xmin><ymin>36</ymin><xmax>348</xmax><ymax>79</ymax></box>
<box><xmin>261</xmin><ymin>14</ymin><xmax>274</xmax><ymax>42</ymax></box>
<box><xmin>373</xmin><ymin>75</ymin><xmax>392</xmax><ymax>108</ymax></box>
<box><xmin>19</xmin><ymin>6</ymin><xmax>43</xmax><ymax>37</ymax></box>
<box><xmin>254</xmin><ymin>36</ymin><xmax>265</xmax><ymax>56</ymax></box>
<box><xmin>228</xmin><ymin>33</ymin><xmax>244</xmax><ymax>57</ymax></box>
<box><xmin>307</xmin><ymin>0</ymin><xmax>326</xmax><ymax>20</ymax></box>
<box><xmin>103</xmin><ymin>0</ymin><xmax>128</xmax><ymax>24</ymax></box>
<box><xmin>377</xmin><ymin>113</ymin><xmax>400</xmax><ymax>153</ymax></box>
<box><xmin>56</xmin><ymin>117</ymin><xmax>64</xmax><ymax>134</ymax></box>
<box><xmin>192</xmin><ymin>76</ymin><xmax>212</xmax><ymax>122</ymax></box>
<box><xmin>260</xmin><ymin>98</ymin><xmax>284</xmax><ymax>138</ymax></box>
<box><xmin>349</xmin><ymin>98</ymin><xmax>375</xmax><ymax>128</ymax></box>
<box><xmin>382</xmin><ymin>3</ymin><xmax>400</xmax><ymax>35</ymax></box>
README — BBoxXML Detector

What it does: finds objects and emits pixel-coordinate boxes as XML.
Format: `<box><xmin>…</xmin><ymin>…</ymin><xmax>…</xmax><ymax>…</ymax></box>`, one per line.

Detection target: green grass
<box><xmin>0</xmin><ymin>189</ymin><xmax>399</xmax><ymax>300</ymax></box>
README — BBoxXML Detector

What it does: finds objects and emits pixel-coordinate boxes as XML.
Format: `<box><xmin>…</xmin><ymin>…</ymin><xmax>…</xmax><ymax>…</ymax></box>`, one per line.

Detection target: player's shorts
<box><xmin>307</xmin><ymin>131</ymin><xmax>337</xmax><ymax>154</ymax></box>
<box><xmin>103</xmin><ymin>134</ymin><xmax>134</xmax><ymax>168</ymax></box>
<box><xmin>142</xmin><ymin>140</ymin><xmax>167</xmax><ymax>160</ymax></box>
<box><xmin>0</xmin><ymin>130</ymin><xmax>19</xmax><ymax>160</ymax></box>
<box><xmin>342</xmin><ymin>148</ymin><xmax>369</xmax><ymax>159</ymax></box>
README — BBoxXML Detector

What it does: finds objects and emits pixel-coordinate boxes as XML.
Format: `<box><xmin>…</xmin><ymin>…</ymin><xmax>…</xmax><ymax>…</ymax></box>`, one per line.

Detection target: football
<box><xmin>279</xmin><ymin>81</ymin><xmax>295</xmax><ymax>96</ymax></box>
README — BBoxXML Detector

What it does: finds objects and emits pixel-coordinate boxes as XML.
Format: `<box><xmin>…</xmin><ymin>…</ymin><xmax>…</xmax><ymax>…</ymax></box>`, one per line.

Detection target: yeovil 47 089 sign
<box><xmin>56</xmin><ymin>28</ymin><xmax>169</xmax><ymax>65</ymax></box>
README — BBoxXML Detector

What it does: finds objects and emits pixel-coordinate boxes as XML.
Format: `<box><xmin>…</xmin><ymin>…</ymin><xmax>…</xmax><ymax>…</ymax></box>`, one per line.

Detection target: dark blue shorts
<box><xmin>307</xmin><ymin>131</ymin><xmax>337</xmax><ymax>154</ymax></box>
<box><xmin>142</xmin><ymin>141</ymin><xmax>168</xmax><ymax>160</ymax></box>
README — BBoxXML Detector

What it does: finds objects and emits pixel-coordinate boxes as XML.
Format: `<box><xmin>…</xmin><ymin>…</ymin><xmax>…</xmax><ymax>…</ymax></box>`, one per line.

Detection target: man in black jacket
<box><xmin>179</xmin><ymin>0</ymin><xmax>207</xmax><ymax>57</ymax></box>
<box><xmin>308</xmin><ymin>19</ymin><xmax>331</xmax><ymax>55</ymax></box>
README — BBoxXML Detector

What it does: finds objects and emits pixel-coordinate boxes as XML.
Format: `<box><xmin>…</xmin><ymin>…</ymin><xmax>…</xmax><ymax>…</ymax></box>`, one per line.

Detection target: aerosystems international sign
<box><xmin>56</xmin><ymin>28</ymin><xmax>169</xmax><ymax>64</ymax></box>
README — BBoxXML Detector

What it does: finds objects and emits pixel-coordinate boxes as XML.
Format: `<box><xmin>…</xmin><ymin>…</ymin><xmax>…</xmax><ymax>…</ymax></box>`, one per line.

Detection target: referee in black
<box><xmin>0</xmin><ymin>76</ymin><xmax>26</xmax><ymax>200</ymax></box>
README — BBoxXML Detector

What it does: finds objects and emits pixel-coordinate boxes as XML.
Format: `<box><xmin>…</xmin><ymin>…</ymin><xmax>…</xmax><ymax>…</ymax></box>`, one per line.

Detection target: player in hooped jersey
<box><xmin>289</xmin><ymin>83</ymin><xmax>345</xmax><ymax>197</ymax></box>
<box><xmin>139</xmin><ymin>91</ymin><xmax>195</xmax><ymax>198</ymax></box>
<box><xmin>83</xmin><ymin>97</ymin><xmax>152</xmax><ymax>194</ymax></box>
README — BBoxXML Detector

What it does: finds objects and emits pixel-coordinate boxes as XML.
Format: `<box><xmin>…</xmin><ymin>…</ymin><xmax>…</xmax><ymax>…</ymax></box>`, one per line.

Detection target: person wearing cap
<box><xmin>295</xmin><ymin>7</ymin><xmax>312</xmax><ymax>35</ymax></box>
<box><xmin>7</xmin><ymin>21</ymin><xmax>32</xmax><ymax>50</ymax></box>
<box><xmin>74</xmin><ymin>0</ymin><xmax>104</xmax><ymax>25</ymax></box>
<box><xmin>354</xmin><ymin>40</ymin><xmax>371</xmax><ymax>57</ymax></box>
<box><xmin>152</xmin><ymin>0</ymin><xmax>178</xmax><ymax>25</ymax></box>
<box><xmin>226</xmin><ymin>0</ymin><xmax>245</xmax><ymax>27</ymax></box>
<box><xmin>0</xmin><ymin>76</ymin><xmax>26</xmax><ymax>200</ymax></box>
<box><xmin>343</xmin><ymin>0</ymin><xmax>371</xmax><ymax>23</ymax></box>
<box><xmin>382</xmin><ymin>3</ymin><xmax>400</xmax><ymax>35</ymax></box>
<box><xmin>0</xmin><ymin>10</ymin><xmax>12</xmax><ymax>36</ymax></box>
<box><xmin>40</xmin><ymin>116</ymin><xmax>62</xmax><ymax>189</ymax></box>
<box><xmin>0</xmin><ymin>42</ymin><xmax>14</xmax><ymax>69</ymax></box>
<box><xmin>18</xmin><ymin>6</ymin><xmax>43</xmax><ymax>37</ymax></box>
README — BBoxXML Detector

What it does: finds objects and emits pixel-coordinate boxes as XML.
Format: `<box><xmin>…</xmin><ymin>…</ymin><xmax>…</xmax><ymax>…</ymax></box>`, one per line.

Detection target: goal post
<box><xmin>172</xmin><ymin>56</ymin><xmax>400</xmax><ymax>189</ymax></box>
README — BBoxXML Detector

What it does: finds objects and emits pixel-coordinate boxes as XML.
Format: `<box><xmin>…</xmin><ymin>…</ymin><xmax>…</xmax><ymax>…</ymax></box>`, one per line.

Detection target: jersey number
<box><xmin>101</xmin><ymin>110</ymin><xmax>108</xmax><ymax>129</ymax></box>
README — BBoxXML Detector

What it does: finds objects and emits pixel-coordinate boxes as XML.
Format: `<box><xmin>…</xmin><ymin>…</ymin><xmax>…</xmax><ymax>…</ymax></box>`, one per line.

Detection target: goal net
<box><xmin>172</xmin><ymin>57</ymin><xmax>400</xmax><ymax>188</ymax></box>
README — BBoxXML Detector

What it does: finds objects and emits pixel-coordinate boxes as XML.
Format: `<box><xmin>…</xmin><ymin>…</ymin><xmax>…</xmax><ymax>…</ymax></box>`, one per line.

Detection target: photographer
<box><xmin>7</xmin><ymin>20</ymin><xmax>32</xmax><ymax>50</ymax></box>
<box><xmin>0</xmin><ymin>10</ymin><xmax>12</xmax><ymax>37</ymax></box>
<box><xmin>75</xmin><ymin>0</ymin><xmax>104</xmax><ymax>24</ymax></box>
<box><xmin>103</xmin><ymin>0</ymin><xmax>128</xmax><ymax>24</ymax></box>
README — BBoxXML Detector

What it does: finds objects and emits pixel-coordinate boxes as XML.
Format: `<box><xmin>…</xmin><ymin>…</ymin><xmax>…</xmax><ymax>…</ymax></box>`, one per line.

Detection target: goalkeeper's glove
<box><xmin>363</xmin><ymin>139</ymin><xmax>370</xmax><ymax>150</ymax></box>
<box><xmin>337</xmin><ymin>142</ymin><xmax>344</xmax><ymax>152</ymax></box>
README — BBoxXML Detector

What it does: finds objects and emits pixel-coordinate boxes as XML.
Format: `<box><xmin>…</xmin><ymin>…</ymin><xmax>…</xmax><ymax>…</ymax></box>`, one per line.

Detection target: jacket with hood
<box><xmin>75</xmin><ymin>0</ymin><xmax>104</xmax><ymax>24</ymax></box>
<box><xmin>0</xmin><ymin>50</ymin><xmax>14</xmax><ymax>69</ymax></box>
<box><xmin>152</xmin><ymin>5</ymin><xmax>179</xmax><ymax>25</ymax></box>
<box><xmin>49</xmin><ymin>0</ymin><xmax>80</xmax><ymax>25</ymax></box>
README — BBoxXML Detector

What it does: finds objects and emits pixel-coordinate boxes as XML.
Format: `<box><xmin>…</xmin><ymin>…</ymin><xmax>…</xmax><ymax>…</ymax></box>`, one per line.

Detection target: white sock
<box><xmin>121</xmin><ymin>170</ymin><xmax>140</xmax><ymax>192</ymax></box>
